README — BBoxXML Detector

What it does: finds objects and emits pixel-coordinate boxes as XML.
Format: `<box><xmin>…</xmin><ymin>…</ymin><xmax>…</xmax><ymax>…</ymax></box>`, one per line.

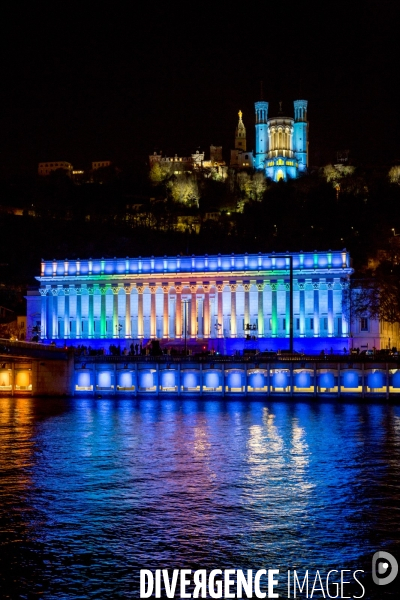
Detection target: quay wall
<box><xmin>0</xmin><ymin>355</ymin><xmax>75</xmax><ymax>396</ymax></box>
<box><xmin>72</xmin><ymin>359</ymin><xmax>400</xmax><ymax>399</ymax></box>
<box><xmin>2</xmin><ymin>355</ymin><xmax>400</xmax><ymax>399</ymax></box>
<box><xmin>32</xmin><ymin>356</ymin><xmax>75</xmax><ymax>396</ymax></box>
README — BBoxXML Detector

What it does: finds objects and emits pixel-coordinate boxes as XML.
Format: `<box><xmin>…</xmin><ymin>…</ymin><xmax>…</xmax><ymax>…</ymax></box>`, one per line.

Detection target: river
<box><xmin>0</xmin><ymin>397</ymin><xmax>399</xmax><ymax>598</ymax></box>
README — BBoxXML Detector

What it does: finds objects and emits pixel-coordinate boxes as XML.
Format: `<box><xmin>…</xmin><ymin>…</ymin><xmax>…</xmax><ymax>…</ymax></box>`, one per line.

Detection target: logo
<box><xmin>372</xmin><ymin>551</ymin><xmax>398</xmax><ymax>586</ymax></box>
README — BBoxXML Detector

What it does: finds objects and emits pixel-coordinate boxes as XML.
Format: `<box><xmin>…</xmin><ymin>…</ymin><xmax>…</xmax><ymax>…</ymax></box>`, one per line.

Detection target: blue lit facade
<box><xmin>27</xmin><ymin>251</ymin><xmax>353</xmax><ymax>354</ymax></box>
<box><xmin>254</xmin><ymin>99</ymin><xmax>308</xmax><ymax>181</ymax></box>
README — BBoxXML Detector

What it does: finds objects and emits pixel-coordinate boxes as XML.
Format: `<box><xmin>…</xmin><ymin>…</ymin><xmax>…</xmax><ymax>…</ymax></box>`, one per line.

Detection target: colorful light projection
<box><xmin>39</xmin><ymin>250</ymin><xmax>350</xmax><ymax>278</ymax></box>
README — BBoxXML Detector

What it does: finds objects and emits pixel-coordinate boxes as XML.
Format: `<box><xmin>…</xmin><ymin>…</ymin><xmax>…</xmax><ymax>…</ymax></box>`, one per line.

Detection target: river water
<box><xmin>0</xmin><ymin>397</ymin><xmax>399</xmax><ymax>599</ymax></box>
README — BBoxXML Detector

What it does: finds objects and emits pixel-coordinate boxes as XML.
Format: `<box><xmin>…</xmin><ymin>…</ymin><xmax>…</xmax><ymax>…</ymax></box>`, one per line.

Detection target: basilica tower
<box><xmin>254</xmin><ymin>100</ymin><xmax>269</xmax><ymax>169</ymax></box>
<box><xmin>235</xmin><ymin>110</ymin><xmax>247</xmax><ymax>151</ymax></box>
<box><xmin>230</xmin><ymin>111</ymin><xmax>253</xmax><ymax>168</ymax></box>
<box><xmin>293</xmin><ymin>100</ymin><xmax>308</xmax><ymax>172</ymax></box>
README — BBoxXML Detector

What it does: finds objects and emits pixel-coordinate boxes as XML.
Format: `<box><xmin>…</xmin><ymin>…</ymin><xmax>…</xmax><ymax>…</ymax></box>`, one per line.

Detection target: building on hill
<box><xmin>149</xmin><ymin>94</ymin><xmax>308</xmax><ymax>181</ymax></box>
<box><xmin>202</xmin><ymin>145</ymin><xmax>228</xmax><ymax>179</ymax></box>
<box><xmin>38</xmin><ymin>161</ymin><xmax>73</xmax><ymax>177</ymax></box>
<box><xmin>149</xmin><ymin>150</ymin><xmax>205</xmax><ymax>174</ymax></box>
<box><xmin>254</xmin><ymin>99</ymin><xmax>308</xmax><ymax>180</ymax></box>
<box><xmin>228</xmin><ymin>99</ymin><xmax>308</xmax><ymax>180</ymax></box>
<box><xmin>210</xmin><ymin>145</ymin><xmax>223</xmax><ymax>163</ymax></box>
<box><xmin>92</xmin><ymin>161</ymin><xmax>111</xmax><ymax>170</ymax></box>
<box><xmin>27</xmin><ymin>250</ymin><xmax>353</xmax><ymax>354</ymax></box>
<box><xmin>150</xmin><ymin>147</ymin><xmax>227</xmax><ymax>179</ymax></box>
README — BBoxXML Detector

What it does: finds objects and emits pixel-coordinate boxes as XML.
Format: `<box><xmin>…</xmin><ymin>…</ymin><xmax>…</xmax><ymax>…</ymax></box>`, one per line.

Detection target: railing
<box><xmin>0</xmin><ymin>338</ymin><xmax>66</xmax><ymax>352</ymax></box>
<box><xmin>74</xmin><ymin>354</ymin><xmax>400</xmax><ymax>365</ymax></box>
<box><xmin>0</xmin><ymin>338</ymin><xmax>68</xmax><ymax>358</ymax></box>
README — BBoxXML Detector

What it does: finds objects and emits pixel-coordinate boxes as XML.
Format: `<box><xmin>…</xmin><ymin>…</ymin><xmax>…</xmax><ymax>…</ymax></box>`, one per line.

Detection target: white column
<box><xmin>313</xmin><ymin>283</ymin><xmax>320</xmax><ymax>337</ymax></box>
<box><xmin>230</xmin><ymin>284</ymin><xmax>237</xmax><ymax>337</ymax></box>
<box><xmin>150</xmin><ymin>286</ymin><xmax>157</xmax><ymax>339</ymax></box>
<box><xmin>40</xmin><ymin>288</ymin><xmax>48</xmax><ymax>339</ymax></box>
<box><xmin>190</xmin><ymin>285</ymin><xmax>197</xmax><ymax>338</ymax></box>
<box><xmin>88</xmin><ymin>286</ymin><xmax>94</xmax><ymax>338</ymax></box>
<box><xmin>76</xmin><ymin>287</ymin><xmax>82</xmax><ymax>339</ymax></box>
<box><xmin>258</xmin><ymin>282</ymin><xmax>265</xmax><ymax>337</ymax></box>
<box><xmin>198</xmin><ymin>298</ymin><xmax>203</xmax><ymax>338</ymax></box>
<box><xmin>328</xmin><ymin>282</ymin><xmax>334</xmax><ymax>337</ymax></box>
<box><xmin>217</xmin><ymin>283</ymin><xmax>224</xmax><ymax>337</ymax></box>
<box><xmin>137</xmin><ymin>285</ymin><xmax>144</xmax><ymax>339</ymax></box>
<box><xmin>203</xmin><ymin>285</ymin><xmax>210</xmax><ymax>339</ymax></box>
<box><xmin>244</xmin><ymin>283</ymin><xmax>250</xmax><ymax>331</ymax></box>
<box><xmin>163</xmin><ymin>285</ymin><xmax>169</xmax><ymax>339</ymax></box>
<box><xmin>125</xmin><ymin>285</ymin><xmax>131</xmax><ymax>338</ymax></box>
<box><xmin>112</xmin><ymin>285</ymin><xmax>119</xmax><ymax>338</ymax></box>
<box><xmin>175</xmin><ymin>286</ymin><xmax>182</xmax><ymax>339</ymax></box>
<box><xmin>341</xmin><ymin>281</ymin><xmax>349</xmax><ymax>337</ymax></box>
<box><xmin>299</xmin><ymin>283</ymin><xmax>305</xmax><ymax>337</ymax></box>
<box><xmin>64</xmin><ymin>287</ymin><xmax>70</xmax><ymax>339</ymax></box>
<box><xmin>50</xmin><ymin>288</ymin><xmax>58</xmax><ymax>339</ymax></box>
<box><xmin>100</xmin><ymin>286</ymin><xmax>107</xmax><ymax>338</ymax></box>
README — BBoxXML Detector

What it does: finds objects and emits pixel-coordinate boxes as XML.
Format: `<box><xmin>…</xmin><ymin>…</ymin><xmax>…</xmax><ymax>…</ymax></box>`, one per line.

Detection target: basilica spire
<box><xmin>235</xmin><ymin>110</ymin><xmax>246</xmax><ymax>151</ymax></box>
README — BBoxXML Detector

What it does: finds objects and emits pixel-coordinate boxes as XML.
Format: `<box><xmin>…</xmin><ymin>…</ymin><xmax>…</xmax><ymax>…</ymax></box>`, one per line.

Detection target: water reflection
<box><xmin>0</xmin><ymin>397</ymin><xmax>399</xmax><ymax>598</ymax></box>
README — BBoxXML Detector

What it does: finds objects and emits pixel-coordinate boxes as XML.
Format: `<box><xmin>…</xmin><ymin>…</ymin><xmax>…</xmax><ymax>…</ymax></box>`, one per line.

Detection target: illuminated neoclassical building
<box><xmin>26</xmin><ymin>251</ymin><xmax>353</xmax><ymax>353</ymax></box>
<box><xmin>254</xmin><ymin>99</ymin><xmax>308</xmax><ymax>181</ymax></box>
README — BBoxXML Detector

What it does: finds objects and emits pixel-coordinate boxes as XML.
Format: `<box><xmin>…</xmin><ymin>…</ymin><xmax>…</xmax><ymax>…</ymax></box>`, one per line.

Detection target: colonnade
<box><xmin>268</xmin><ymin>126</ymin><xmax>293</xmax><ymax>156</ymax></box>
<box><xmin>39</xmin><ymin>278</ymin><xmax>348</xmax><ymax>341</ymax></box>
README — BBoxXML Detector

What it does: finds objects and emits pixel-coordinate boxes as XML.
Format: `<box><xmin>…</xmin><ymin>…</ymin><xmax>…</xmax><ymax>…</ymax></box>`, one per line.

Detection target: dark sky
<box><xmin>1</xmin><ymin>1</ymin><xmax>400</xmax><ymax>175</ymax></box>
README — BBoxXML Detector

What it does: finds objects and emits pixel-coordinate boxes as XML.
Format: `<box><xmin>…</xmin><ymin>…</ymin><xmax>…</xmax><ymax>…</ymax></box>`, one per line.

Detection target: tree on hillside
<box><xmin>167</xmin><ymin>176</ymin><xmax>199</xmax><ymax>206</ymax></box>
<box><xmin>149</xmin><ymin>162</ymin><xmax>172</xmax><ymax>184</ymax></box>
<box><xmin>389</xmin><ymin>165</ymin><xmax>400</xmax><ymax>185</ymax></box>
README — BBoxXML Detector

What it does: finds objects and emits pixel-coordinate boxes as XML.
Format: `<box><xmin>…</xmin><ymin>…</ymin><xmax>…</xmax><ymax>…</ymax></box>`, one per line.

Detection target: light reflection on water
<box><xmin>0</xmin><ymin>397</ymin><xmax>399</xmax><ymax>598</ymax></box>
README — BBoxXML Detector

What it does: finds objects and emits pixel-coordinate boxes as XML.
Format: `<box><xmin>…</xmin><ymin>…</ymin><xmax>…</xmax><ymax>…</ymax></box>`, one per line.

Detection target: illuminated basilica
<box><xmin>27</xmin><ymin>250</ymin><xmax>352</xmax><ymax>354</ymax></box>
<box><xmin>231</xmin><ymin>98</ymin><xmax>308</xmax><ymax>181</ymax></box>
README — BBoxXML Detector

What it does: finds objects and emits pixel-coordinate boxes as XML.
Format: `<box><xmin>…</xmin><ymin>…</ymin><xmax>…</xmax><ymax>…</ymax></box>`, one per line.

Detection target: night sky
<box><xmin>1</xmin><ymin>1</ymin><xmax>400</xmax><ymax>175</ymax></box>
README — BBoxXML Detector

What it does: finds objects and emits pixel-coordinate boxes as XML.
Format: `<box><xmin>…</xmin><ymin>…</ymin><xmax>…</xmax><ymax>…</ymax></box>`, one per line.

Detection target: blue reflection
<box><xmin>0</xmin><ymin>397</ymin><xmax>399</xmax><ymax>599</ymax></box>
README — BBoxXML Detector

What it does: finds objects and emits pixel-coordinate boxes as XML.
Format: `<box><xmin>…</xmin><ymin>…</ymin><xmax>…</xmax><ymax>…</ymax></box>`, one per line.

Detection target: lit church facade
<box><xmin>27</xmin><ymin>250</ymin><xmax>352</xmax><ymax>354</ymax></box>
<box><xmin>231</xmin><ymin>99</ymin><xmax>308</xmax><ymax>181</ymax></box>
